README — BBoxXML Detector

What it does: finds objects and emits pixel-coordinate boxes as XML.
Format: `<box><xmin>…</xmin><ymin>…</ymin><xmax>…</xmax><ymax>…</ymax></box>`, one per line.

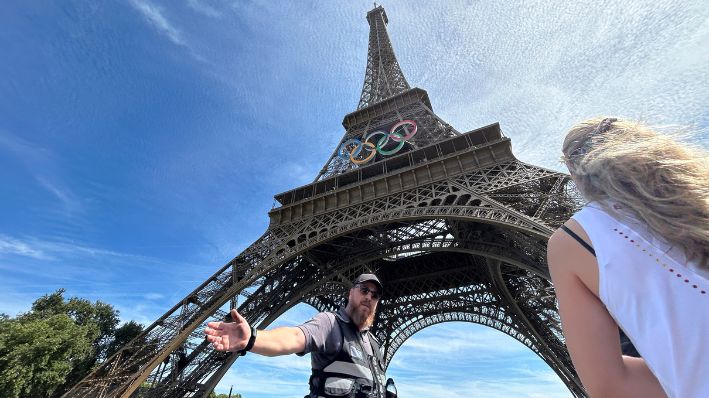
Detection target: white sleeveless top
<box><xmin>572</xmin><ymin>203</ymin><xmax>709</xmax><ymax>398</ymax></box>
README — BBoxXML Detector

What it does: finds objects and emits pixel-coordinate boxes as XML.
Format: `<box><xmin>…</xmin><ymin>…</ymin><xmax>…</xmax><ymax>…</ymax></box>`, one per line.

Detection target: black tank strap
<box><xmin>559</xmin><ymin>225</ymin><xmax>596</xmax><ymax>257</ymax></box>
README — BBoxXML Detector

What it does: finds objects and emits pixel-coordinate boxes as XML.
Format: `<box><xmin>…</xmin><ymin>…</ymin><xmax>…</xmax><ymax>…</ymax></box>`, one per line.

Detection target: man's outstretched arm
<box><xmin>249</xmin><ymin>326</ymin><xmax>306</xmax><ymax>357</ymax></box>
<box><xmin>204</xmin><ymin>308</ymin><xmax>306</xmax><ymax>357</ymax></box>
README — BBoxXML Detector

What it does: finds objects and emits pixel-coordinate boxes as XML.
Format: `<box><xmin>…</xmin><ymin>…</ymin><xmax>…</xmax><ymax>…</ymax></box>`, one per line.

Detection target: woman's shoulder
<box><xmin>548</xmin><ymin>219</ymin><xmax>601</xmax><ymax>294</ymax></box>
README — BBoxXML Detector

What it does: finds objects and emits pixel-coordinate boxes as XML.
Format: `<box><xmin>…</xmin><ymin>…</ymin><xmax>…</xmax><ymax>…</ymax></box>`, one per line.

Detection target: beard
<box><xmin>349</xmin><ymin>302</ymin><xmax>376</xmax><ymax>329</ymax></box>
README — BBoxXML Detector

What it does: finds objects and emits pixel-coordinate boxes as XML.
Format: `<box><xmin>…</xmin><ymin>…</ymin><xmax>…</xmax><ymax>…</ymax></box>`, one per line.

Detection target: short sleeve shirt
<box><xmin>297</xmin><ymin>307</ymin><xmax>373</xmax><ymax>369</ymax></box>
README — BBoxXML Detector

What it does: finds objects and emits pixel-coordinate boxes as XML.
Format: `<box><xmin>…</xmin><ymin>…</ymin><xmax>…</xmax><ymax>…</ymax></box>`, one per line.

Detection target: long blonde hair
<box><xmin>562</xmin><ymin>117</ymin><xmax>709</xmax><ymax>268</ymax></box>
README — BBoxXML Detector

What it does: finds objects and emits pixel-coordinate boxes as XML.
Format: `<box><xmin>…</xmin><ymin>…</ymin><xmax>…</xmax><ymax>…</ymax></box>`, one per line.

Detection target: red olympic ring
<box><xmin>338</xmin><ymin>120</ymin><xmax>417</xmax><ymax>164</ymax></box>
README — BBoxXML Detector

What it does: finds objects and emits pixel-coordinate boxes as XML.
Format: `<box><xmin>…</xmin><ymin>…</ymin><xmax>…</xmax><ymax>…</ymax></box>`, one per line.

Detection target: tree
<box><xmin>0</xmin><ymin>313</ymin><xmax>95</xmax><ymax>397</ymax></box>
<box><xmin>0</xmin><ymin>290</ymin><xmax>144</xmax><ymax>398</ymax></box>
<box><xmin>19</xmin><ymin>289</ymin><xmax>120</xmax><ymax>396</ymax></box>
<box><xmin>23</xmin><ymin>289</ymin><xmax>120</xmax><ymax>361</ymax></box>
<box><xmin>208</xmin><ymin>391</ymin><xmax>243</xmax><ymax>398</ymax></box>
<box><xmin>105</xmin><ymin>320</ymin><xmax>144</xmax><ymax>360</ymax></box>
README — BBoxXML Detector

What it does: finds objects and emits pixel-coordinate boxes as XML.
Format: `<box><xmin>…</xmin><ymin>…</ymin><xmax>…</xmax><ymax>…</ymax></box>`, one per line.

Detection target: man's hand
<box><xmin>205</xmin><ymin>308</ymin><xmax>307</xmax><ymax>356</ymax></box>
<box><xmin>204</xmin><ymin>309</ymin><xmax>250</xmax><ymax>352</ymax></box>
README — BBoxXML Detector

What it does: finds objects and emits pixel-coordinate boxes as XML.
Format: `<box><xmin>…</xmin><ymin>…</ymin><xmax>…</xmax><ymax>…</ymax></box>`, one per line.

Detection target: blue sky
<box><xmin>1</xmin><ymin>1</ymin><xmax>707</xmax><ymax>397</ymax></box>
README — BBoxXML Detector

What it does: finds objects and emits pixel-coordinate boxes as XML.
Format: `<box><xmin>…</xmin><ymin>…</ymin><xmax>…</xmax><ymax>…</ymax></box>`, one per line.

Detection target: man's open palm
<box><xmin>204</xmin><ymin>309</ymin><xmax>250</xmax><ymax>352</ymax></box>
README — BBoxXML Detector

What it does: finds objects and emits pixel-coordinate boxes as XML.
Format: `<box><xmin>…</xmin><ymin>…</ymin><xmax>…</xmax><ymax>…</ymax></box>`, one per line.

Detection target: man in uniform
<box><xmin>205</xmin><ymin>273</ymin><xmax>388</xmax><ymax>397</ymax></box>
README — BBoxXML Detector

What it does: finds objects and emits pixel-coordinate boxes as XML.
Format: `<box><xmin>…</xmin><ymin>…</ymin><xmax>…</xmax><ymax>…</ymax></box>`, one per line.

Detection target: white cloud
<box><xmin>394</xmin><ymin>374</ymin><xmax>572</xmax><ymax>398</ymax></box>
<box><xmin>383</xmin><ymin>0</ymin><xmax>708</xmax><ymax>170</ymax></box>
<box><xmin>216</xmin><ymin>340</ymin><xmax>314</xmax><ymax>396</ymax></box>
<box><xmin>129</xmin><ymin>0</ymin><xmax>186</xmax><ymax>46</ymax></box>
<box><xmin>396</xmin><ymin>325</ymin><xmax>530</xmax><ymax>356</ymax></box>
<box><xmin>144</xmin><ymin>292</ymin><xmax>164</xmax><ymax>300</ymax></box>
<box><xmin>0</xmin><ymin>235</ymin><xmax>52</xmax><ymax>260</ymax></box>
<box><xmin>2</xmin><ymin>235</ymin><xmax>216</xmax><ymax>299</ymax></box>
<box><xmin>274</xmin><ymin>161</ymin><xmax>318</xmax><ymax>189</ymax></box>
<box><xmin>186</xmin><ymin>0</ymin><xmax>222</xmax><ymax>18</ymax></box>
<box><xmin>386</xmin><ymin>324</ymin><xmax>573</xmax><ymax>397</ymax></box>
<box><xmin>35</xmin><ymin>176</ymin><xmax>82</xmax><ymax>215</ymax></box>
<box><xmin>0</xmin><ymin>130</ymin><xmax>84</xmax><ymax>217</ymax></box>
<box><xmin>0</xmin><ymin>234</ymin><xmax>147</xmax><ymax>262</ymax></box>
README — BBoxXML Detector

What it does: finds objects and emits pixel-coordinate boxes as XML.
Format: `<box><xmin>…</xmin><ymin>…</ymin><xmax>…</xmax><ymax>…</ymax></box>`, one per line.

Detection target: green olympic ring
<box><xmin>338</xmin><ymin>120</ymin><xmax>418</xmax><ymax>165</ymax></box>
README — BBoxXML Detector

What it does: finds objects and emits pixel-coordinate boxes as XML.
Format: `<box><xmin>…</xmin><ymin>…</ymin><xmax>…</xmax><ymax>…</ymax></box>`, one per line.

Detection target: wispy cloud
<box><xmin>0</xmin><ymin>129</ymin><xmax>47</xmax><ymax>159</ymax></box>
<box><xmin>0</xmin><ymin>235</ymin><xmax>51</xmax><ymax>260</ymax></box>
<box><xmin>129</xmin><ymin>0</ymin><xmax>186</xmax><ymax>46</ymax></box>
<box><xmin>393</xmin><ymin>373</ymin><xmax>572</xmax><ymax>398</ymax></box>
<box><xmin>0</xmin><ymin>233</ymin><xmax>206</xmax><ymax>291</ymax></box>
<box><xmin>388</xmin><ymin>1</ymin><xmax>709</xmax><ymax>169</ymax></box>
<box><xmin>0</xmin><ymin>234</ymin><xmax>209</xmax><ymax>322</ymax></box>
<box><xmin>0</xmin><ymin>130</ymin><xmax>84</xmax><ymax>217</ymax></box>
<box><xmin>395</xmin><ymin>326</ymin><xmax>529</xmax><ymax>356</ymax></box>
<box><xmin>35</xmin><ymin>176</ymin><xmax>82</xmax><ymax>214</ymax></box>
<box><xmin>144</xmin><ymin>292</ymin><xmax>164</xmax><ymax>300</ymax></box>
<box><xmin>0</xmin><ymin>234</ymin><xmax>146</xmax><ymax>262</ymax></box>
<box><xmin>385</xmin><ymin>323</ymin><xmax>573</xmax><ymax>398</ymax></box>
<box><xmin>186</xmin><ymin>0</ymin><xmax>222</xmax><ymax>18</ymax></box>
<box><xmin>273</xmin><ymin>161</ymin><xmax>318</xmax><ymax>189</ymax></box>
<box><xmin>218</xmin><ymin>345</ymin><xmax>314</xmax><ymax>396</ymax></box>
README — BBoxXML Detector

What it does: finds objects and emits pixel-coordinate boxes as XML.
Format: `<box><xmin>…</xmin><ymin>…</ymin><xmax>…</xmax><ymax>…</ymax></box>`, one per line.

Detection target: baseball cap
<box><xmin>353</xmin><ymin>273</ymin><xmax>383</xmax><ymax>294</ymax></box>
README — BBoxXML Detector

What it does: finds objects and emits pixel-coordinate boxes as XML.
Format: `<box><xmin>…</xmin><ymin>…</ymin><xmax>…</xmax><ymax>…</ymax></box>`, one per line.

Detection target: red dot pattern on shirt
<box><xmin>613</xmin><ymin>228</ymin><xmax>706</xmax><ymax>296</ymax></box>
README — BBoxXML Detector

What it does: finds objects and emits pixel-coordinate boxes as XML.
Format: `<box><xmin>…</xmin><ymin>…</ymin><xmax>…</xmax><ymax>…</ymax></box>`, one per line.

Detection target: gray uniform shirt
<box><xmin>297</xmin><ymin>307</ymin><xmax>373</xmax><ymax>369</ymax></box>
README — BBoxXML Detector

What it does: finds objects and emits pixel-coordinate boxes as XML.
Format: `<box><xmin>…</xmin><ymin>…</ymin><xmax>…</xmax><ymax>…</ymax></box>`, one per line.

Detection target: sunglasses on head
<box><xmin>355</xmin><ymin>284</ymin><xmax>381</xmax><ymax>300</ymax></box>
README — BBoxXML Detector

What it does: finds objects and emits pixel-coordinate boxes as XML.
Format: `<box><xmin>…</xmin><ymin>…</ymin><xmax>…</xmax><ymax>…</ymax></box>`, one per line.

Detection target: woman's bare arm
<box><xmin>548</xmin><ymin>223</ymin><xmax>666</xmax><ymax>398</ymax></box>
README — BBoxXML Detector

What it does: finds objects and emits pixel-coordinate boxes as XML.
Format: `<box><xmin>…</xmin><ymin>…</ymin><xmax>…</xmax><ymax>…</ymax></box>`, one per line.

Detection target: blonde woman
<box><xmin>548</xmin><ymin>118</ymin><xmax>709</xmax><ymax>398</ymax></box>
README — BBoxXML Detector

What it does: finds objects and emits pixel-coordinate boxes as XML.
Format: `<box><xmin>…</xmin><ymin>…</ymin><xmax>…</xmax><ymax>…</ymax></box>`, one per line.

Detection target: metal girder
<box><xmin>64</xmin><ymin>207</ymin><xmax>583</xmax><ymax>397</ymax></box>
<box><xmin>62</xmin><ymin>4</ymin><xmax>589</xmax><ymax>398</ymax></box>
<box><xmin>61</xmin><ymin>166</ymin><xmax>584</xmax><ymax>398</ymax></box>
<box><xmin>357</xmin><ymin>6</ymin><xmax>410</xmax><ymax>110</ymax></box>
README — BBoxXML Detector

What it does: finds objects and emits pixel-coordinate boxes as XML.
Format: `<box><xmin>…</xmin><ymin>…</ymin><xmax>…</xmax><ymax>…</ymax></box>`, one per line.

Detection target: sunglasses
<box><xmin>355</xmin><ymin>284</ymin><xmax>381</xmax><ymax>300</ymax></box>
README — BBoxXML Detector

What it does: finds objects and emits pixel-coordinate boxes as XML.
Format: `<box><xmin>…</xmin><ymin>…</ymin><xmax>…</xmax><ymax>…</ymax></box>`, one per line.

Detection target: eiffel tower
<box><xmin>65</xmin><ymin>5</ymin><xmax>587</xmax><ymax>398</ymax></box>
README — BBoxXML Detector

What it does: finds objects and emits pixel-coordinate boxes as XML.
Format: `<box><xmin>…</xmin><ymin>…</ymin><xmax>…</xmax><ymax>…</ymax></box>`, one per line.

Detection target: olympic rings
<box><xmin>390</xmin><ymin>120</ymin><xmax>418</xmax><ymax>141</ymax></box>
<box><xmin>338</xmin><ymin>120</ymin><xmax>417</xmax><ymax>164</ymax></box>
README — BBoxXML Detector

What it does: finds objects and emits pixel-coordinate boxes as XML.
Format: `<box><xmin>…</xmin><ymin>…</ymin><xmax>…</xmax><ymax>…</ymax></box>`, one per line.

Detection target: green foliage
<box><xmin>0</xmin><ymin>289</ymin><xmax>144</xmax><ymax>398</ymax></box>
<box><xmin>0</xmin><ymin>313</ymin><xmax>95</xmax><ymax>398</ymax></box>
<box><xmin>23</xmin><ymin>289</ymin><xmax>120</xmax><ymax>361</ymax></box>
<box><xmin>208</xmin><ymin>391</ymin><xmax>242</xmax><ymax>398</ymax></box>
<box><xmin>105</xmin><ymin>320</ymin><xmax>144</xmax><ymax>360</ymax></box>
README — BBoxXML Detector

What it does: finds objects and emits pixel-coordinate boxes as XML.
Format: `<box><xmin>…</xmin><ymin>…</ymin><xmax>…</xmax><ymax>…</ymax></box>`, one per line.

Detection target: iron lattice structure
<box><xmin>357</xmin><ymin>6</ymin><xmax>410</xmax><ymax>110</ymax></box>
<box><xmin>64</xmin><ymin>5</ymin><xmax>588</xmax><ymax>398</ymax></box>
